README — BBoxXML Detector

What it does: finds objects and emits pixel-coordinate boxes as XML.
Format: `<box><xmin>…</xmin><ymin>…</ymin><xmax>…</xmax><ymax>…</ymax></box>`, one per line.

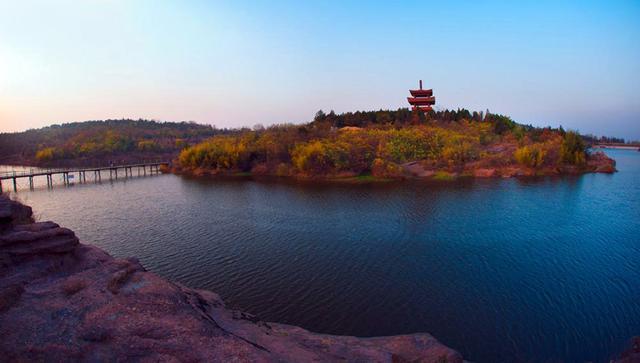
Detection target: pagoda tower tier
<box><xmin>407</xmin><ymin>80</ymin><xmax>435</xmax><ymax>112</ymax></box>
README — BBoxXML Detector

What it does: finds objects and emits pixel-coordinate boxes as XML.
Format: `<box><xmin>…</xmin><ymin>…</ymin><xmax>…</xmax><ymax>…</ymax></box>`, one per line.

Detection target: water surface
<box><xmin>5</xmin><ymin>149</ymin><xmax>640</xmax><ymax>362</ymax></box>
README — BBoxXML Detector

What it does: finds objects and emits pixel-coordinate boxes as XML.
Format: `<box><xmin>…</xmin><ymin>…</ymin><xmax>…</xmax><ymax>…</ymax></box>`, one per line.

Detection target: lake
<box><xmin>4</xmin><ymin>149</ymin><xmax>639</xmax><ymax>362</ymax></box>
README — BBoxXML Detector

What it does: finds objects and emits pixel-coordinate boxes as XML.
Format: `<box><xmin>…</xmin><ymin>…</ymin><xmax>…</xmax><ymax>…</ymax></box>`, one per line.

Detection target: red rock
<box><xmin>587</xmin><ymin>151</ymin><xmax>617</xmax><ymax>174</ymax></box>
<box><xmin>614</xmin><ymin>336</ymin><xmax>640</xmax><ymax>363</ymax></box>
<box><xmin>473</xmin><ymin>168</ymin><xmax>497</xmax><ymax>177</ymax></box>
<box><xmin>0</xmin><ymin>195</ymin><xmax>464</xmax><ymax>362</ymax></box>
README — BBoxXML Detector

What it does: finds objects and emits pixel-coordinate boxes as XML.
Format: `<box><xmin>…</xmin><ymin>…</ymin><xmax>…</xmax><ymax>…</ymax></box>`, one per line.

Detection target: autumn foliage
<box><xmin>177</xmin><ymin>108</ymin><xmax>592</xmax><ymax>179</ymax></box>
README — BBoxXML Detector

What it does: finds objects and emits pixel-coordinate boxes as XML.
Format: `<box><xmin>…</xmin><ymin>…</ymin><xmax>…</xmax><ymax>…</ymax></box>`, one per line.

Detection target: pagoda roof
<box><xmin>409</xmin><ymin>89</ymin><xmax>433</xmax><ymax>97</ymax></box>
<box><xmin>407</xmin><ymin>96</ymin><xmax>436</xmax><ymax>106</ymax></box>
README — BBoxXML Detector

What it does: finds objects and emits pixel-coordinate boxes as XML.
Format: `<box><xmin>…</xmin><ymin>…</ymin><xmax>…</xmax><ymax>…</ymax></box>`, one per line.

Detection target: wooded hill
<box><xmin>176</xmin><ymin>108</ymin><xmax>616</xmax><ymax>179</ymax></box>
<box><xmin>0</xmin><ymin>119</ymin><xmax>219</xmax><ymax>167</ymax></box>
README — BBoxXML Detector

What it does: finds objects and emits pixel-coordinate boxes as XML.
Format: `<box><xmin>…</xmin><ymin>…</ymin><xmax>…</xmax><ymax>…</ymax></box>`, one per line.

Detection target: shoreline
<box><xmin>171</xmin><ymin>158</ymin><xmax>617</xmax><ymax>183</ymax></box>
<box><xmin>0</xmin><ymin>195</ymin><xmax>464</xmax><ymax>362</ymax></box>
<box><xmin>593</xmin><ymin>145</ymin><xmax>640</xmax><ymax>150</ymax></box>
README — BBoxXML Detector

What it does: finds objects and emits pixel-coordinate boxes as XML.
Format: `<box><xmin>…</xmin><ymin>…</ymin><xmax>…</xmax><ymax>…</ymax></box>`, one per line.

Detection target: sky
<box><xmin>1</xmin><ymin>0</ymin><xmax>639</xmax><ymax>139</ymax></box>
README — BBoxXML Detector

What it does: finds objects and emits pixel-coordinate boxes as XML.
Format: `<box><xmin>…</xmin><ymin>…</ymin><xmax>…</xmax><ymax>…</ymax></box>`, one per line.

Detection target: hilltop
<box><xmin>0</xmin><ymin>119</ymin><xmax>220</xmax><ymax>167</ymax></box>
<box><xmin>175</xmin><ymin>108</ymin><xmax>616</xmax><ymax>180</ymax></box>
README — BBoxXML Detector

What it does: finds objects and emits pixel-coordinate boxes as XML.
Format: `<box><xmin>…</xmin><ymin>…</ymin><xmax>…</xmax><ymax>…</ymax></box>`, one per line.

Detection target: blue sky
<box><xmin>1</xmin><ymin>0</ymin><xmax>639</xmax><ymax>139</ymax></box>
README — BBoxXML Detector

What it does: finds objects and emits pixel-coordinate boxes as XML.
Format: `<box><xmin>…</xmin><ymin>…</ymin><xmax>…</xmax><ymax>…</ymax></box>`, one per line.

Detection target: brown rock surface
<box><xmin>614</xmin><ymin>336</ymin><xmax>640</xmax><ymax>363</ymax></box>
<box><xmin>0</xmin><ymin>195</ymin><xmax>464</xmax><ymax>362</ymax></box>
<box><xmin>588</xmin><ymin>150</ymin><xmax>617</xmax><ymax>173</ymax></box>
<box><xmin>472</xmin><ymin>168</ymin><xmax>497</xmax><ymax>178</ymax></box>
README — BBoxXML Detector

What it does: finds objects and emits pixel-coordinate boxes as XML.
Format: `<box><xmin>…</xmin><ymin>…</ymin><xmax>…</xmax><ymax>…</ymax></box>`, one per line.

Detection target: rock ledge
<box><xmin>0</xmin><ymin>195</ymin><xmax>464</xmax><ymax>362</ymax></box>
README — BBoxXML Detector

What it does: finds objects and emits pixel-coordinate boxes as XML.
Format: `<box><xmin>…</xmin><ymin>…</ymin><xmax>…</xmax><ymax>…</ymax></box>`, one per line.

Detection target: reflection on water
<box><xmin>5</xmin><ymin>149</ymin><xmax>640</xmax><ymax>362</ymax></box>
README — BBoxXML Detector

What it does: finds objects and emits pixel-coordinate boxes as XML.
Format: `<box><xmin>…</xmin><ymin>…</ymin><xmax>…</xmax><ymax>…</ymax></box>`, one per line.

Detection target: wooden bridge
<box><xmin>0</xmin><ymin>161</ymin><xmax>169</xmax><ymax>192</ymax></box>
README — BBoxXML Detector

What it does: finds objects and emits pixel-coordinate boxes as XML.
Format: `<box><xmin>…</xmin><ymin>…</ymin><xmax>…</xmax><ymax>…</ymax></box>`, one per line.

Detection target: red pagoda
<box><xmin>407</xmin><ymin>80</ymin><xmax>435</xmax><ymax>112</ymax></box>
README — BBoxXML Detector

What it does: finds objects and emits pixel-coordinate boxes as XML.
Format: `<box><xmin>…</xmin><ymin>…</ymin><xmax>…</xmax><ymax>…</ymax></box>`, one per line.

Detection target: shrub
<box><xmin>371</xmin><ymin>158</ymin><xmax>402</xmax><ymax>178</ymax></box>
<box><xmin>442</xmin><ymin>141</ymin><xmax>478</xmax><ymax>165</ymax></box>
<box><xmin>178</xmin><ymin>135</ymin><xmax>253</xmax><ymax>170</ymax></box>
<box><xmin>291</xmin><ymin>140</ymin><xmax>349</xmax><ymax>175</ymax></box>
<box><xmin>560</xmin><ymin>131</ymin><xmax>586</xmax><ymax>165</ymax></box>
<box><xmin>383</xmin><ymin>128</ymin><xmax>442</xmax><ymax>163</ymax></box>
<box><xmin>35</xmin><ymin>147</ymin><xmax>58</xmax><ymax>161</ymax></box>
<box><xmin>487</xmin><ymin>113</ymin><xmax>516</xmax><ymax>135</ymax></box>
<box><xmin>514</xmin><ymin>145</ymin><xmax>546</xmax><ymax>167</ymax></box>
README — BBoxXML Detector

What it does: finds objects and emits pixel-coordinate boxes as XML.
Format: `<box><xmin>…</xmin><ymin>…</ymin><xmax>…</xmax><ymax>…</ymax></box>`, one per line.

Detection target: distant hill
<box><xmin>0</xmin><ymin>119</ymin><xmax>224</xmax><ymax>167</ymax></box>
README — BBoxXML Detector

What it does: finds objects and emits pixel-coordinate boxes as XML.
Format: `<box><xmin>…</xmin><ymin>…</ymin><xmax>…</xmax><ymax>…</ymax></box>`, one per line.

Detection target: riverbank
<box><xmin>0</xmin><ymin>195</ymin><xmax>463</xmax><ymax>362</ymax></box>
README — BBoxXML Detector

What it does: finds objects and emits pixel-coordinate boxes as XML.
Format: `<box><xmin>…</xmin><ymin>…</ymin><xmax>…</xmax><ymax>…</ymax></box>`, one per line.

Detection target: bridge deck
<box><xmin>0</xmin><ymin>162</ymin><xmax>169</xmax><ymax>180</ymax></box>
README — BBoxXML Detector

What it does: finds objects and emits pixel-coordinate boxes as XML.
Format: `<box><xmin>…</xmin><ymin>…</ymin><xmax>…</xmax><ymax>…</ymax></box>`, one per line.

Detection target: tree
<box><xmin>314</xmin><ymin>110</ymin><xmax>326</xmax><ymax>122</ymax></box>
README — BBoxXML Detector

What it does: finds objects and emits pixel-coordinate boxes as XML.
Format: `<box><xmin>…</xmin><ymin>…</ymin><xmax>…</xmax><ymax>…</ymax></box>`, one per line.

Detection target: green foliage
<box><xmin>178</xmin><ymin>135</ymin><xmax>253</xmax><ymax>171</ymax></box>
<box><xmin>385</xmin><ymin>129</ymin><xmax>431</xmax><ymax>163</ymax></box>
<box><xmin>442</xmin><ymin>141</ymin><xmax>478</xmax><ymax>165</ymax></box>
<box><xmin>560</xmin><ymin>131</ymin><xmax>586</xmax><ymax>165</ymax></box>
<box><xmin>486</xmin><ymin>113</ymin><xmax>516</xmax><ymax>135</ymax></box>
<box><xmin>291</xmin><ymin>140</ymin><xmax>349</xmax><ymax>174</ymax></box>
<box><xmin>514</xmin><ymin>145</ymin><xmax>547</xmax><ymax>167</ymax></box>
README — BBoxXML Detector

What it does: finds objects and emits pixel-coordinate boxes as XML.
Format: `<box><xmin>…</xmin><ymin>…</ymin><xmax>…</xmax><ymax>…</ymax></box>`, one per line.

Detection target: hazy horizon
<box><xmin>1</xmin><ymin>1</ymin><xmax>639</xmax><ymax>139</ymax></box>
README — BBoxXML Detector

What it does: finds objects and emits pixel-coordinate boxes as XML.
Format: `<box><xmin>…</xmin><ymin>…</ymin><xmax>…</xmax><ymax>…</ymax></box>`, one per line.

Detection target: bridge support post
<box><xmin>13</xmin><ymin>177</ymin><xmax>17</xmax><ymax>192</ymax></box>
<box><xmin>29</xmin><ymin>176</ymin><xmax>33</xmax><ymax>190</ymax></box>
<box><xmin>115</xmin><ymin>169</ymin><xmax>118</xmax><ymax>180</ymax></box>
<box><xmin>0</xmin><ymin>179</ymin><xmax>3</xmax><ymax>194</ymax></box>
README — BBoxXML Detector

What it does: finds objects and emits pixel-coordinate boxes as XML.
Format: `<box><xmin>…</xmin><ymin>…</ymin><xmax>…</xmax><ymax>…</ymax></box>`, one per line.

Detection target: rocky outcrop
<box><xmin>0</xmin><ymin>195</ymin><xmax>463</xmax><ymax>362</ymax></box>
<box><xmin>399</xmin><ymin>150</ymin><xmax>617</xmax><ymax>181</ymax></box>
<box><xmin>587</xmin><ymin>150</ymin><xmax>617</xmax><ymax>173</ymax></box>
<box><xmin>615</xmin><ymin>336</ymin><xmax>640</xmax><ymax>363</ymax></box>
